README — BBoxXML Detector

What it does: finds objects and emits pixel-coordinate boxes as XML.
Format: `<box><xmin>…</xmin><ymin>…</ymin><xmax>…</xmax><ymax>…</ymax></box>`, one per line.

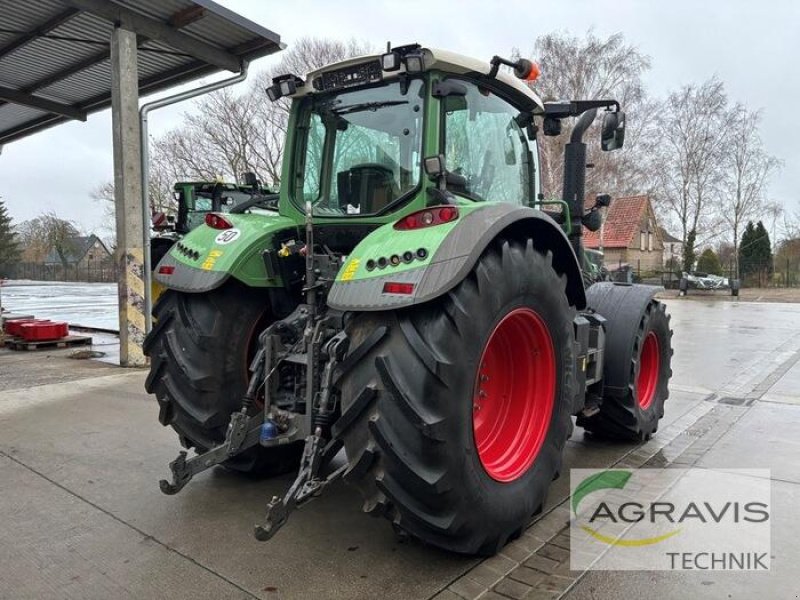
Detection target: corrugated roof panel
<box><xmin>0</xmin><ymin>0</ymin><xmax>67</xmax><ymax>32</ymax></box>
<box><xmin>0</xmin><ymin>36</ymin><xmax>101</xmax><ymax>91</ymax></box>
<box><xmin>0</xmin><ymin>102</ymin><xmax>49</xmax><ymax>123</ymax></box>
<box><xmin>37</xmin><ymin>60</ymin><xmax>114</xmax><ymax>105</ymax></box>
<box><xmin>183</xmin><ymin>14</ymin><xmax>262</xmax><ymax>50</ymax></box>
<box><xmin>0</xmin><ymin>101</ymin><xmax>51</xmax><ymax>129</ymax></box>
<box><xmin>53</xmin><ymin>10</ymin><xmax>114</xmax><ymax>42</ymax></box>
<box><xmin>0</xmin><ymin>0</ymin><xmax>282</xmax><ymax>145</ymax></box>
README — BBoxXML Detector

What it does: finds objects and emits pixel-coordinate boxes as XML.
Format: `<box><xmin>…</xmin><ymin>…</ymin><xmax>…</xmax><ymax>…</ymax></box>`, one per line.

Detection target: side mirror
<box><xmin>543</xmin><ymin>116</ymin><xmax>562</xmax><ymax>137</ymax></box>
<box><xmin>595</xmin><ymin>193</ymin><xmax>612</xmax><ymax>208</ymax></box>
<box><xmin>582</xmin><ymin>209</ymin><xmax>602</xmax><ymax>232</ymax></box>
<box><xmin>601</xmin><ymin>111</ymin><xmax>626</xmax><ymax>151</ymax></box>
<box><xmin>241</xmin><ymin>171</ymin><xmax>258</xmax><ymax>187</ymax></box>
<box><xmin>423</xmin><ymin>154</ymin><xmax>445</xmax><ymax>178</ymax></box>
<box><xmin>433</xmin><ymin>80</ymin><xmax>468</xmax><ymax>113</ymax></box>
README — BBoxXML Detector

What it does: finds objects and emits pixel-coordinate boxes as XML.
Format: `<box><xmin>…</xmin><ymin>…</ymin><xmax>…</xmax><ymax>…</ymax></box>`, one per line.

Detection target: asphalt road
<box><xmin>1</xmin><ymin>298</ymin><xmax>798</xmax><ymax>599</ymax></box>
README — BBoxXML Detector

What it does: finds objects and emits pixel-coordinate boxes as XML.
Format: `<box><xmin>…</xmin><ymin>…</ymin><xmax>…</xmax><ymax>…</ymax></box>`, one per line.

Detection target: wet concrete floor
<box><xmin>1</xmin><ymin>299</ymin><xmax>798</xmax><ymax>599</ymax></box>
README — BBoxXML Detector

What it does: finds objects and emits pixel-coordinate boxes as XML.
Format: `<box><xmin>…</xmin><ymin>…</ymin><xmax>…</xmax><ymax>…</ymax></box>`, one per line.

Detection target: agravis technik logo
<box><xmin>570</xmin><ymin>468</ymin><xmax>771</xmax><ymax>571</ymax></box>
<box><xmin>572</xmin><ymin>470</ymin><xmax>682</xmax><ymax>546</ymax></box>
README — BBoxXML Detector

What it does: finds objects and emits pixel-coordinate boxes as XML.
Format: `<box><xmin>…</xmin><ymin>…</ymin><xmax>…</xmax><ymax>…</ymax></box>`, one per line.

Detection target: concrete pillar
<box><xmin>110</xmin><ymin>26</ymin><xmax>146</xmax><ymax>367</ymax></box>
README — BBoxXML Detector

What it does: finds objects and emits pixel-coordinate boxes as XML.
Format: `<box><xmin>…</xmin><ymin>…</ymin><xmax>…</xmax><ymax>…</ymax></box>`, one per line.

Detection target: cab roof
<box><xmin>294</xmin><ymin>46</ymin><xmax>545</xmax><ymax>112</ymax></box>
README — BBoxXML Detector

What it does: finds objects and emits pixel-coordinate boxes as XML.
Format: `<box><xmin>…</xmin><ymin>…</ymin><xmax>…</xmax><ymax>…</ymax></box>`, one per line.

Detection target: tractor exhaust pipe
<box><xmin>562</xmin><ymin>108</ymin><xmax>598</xmax><ymax>263</ymax></box>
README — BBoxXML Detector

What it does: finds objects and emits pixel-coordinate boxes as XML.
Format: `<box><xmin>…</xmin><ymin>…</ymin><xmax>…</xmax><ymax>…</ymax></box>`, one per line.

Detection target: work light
<box><xmin>381</xmin><ymin>51</ymin><xmax>401</xmax><ymax>71</ymax></box>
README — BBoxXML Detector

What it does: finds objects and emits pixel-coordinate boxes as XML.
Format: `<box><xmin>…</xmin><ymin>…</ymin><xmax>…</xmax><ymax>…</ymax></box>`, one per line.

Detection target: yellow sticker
<box><xmin>201</xmin><ymin>249</ymin><xmax>223</xmax><ymax>271</ymax></box>
<box><xmin>340</xmin><ymin>258</ymin><xmax>361</xmax><ymax>281</ymax></box>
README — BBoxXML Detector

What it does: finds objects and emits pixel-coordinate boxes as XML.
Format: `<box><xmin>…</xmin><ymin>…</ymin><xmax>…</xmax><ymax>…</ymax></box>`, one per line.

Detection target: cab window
<box><xmin>442</xmin><ymin>80</ymin><xmax>536</xmax><ymax>205</ymax></box>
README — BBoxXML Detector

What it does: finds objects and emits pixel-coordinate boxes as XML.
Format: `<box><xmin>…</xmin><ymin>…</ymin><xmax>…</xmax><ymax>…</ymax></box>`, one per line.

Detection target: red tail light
<box><xmin>382</xmin><ymin>282</ymin><xmax>415</xmax><ymax>295</ymax></box>
<box><xmin>394</xmin><ymin>206</ymin><xmax>459</xmax><ymax>230</ymax></box>
<box><xmin>158</xmin><ymin>265</ymin><xmax>175</xmax><ymax>275</ymax></box>
<box><xmin>205</xmin><ymin>212</ymin><xmax>233</xmax><ymax>229</ymax></box>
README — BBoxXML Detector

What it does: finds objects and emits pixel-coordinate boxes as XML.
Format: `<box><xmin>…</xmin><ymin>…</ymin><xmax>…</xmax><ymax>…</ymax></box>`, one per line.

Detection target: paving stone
<box><xmin>549</xmin><ymin>531</ymin><xmax>570</xmax><ymax>550</ymax></box>
<box><xmin>479</xmin><ymin>592</ymin><xmax>510</xmax><ymax>600</ymax></box>
<box><xmin>521</xmin><ymin>590</ymin><xmax>560</xmax><ymax>600</ymax></box>
<box><xmin>481</xmin><ymin>553</ymin><xmax>517</xmax><ymax>575</ymax></box>
<box><xmin>534</xmin><ymin>573</ymin><xmax>573</xmax><ymax>593</ymax></box>
<box><xmin>447</xmin><ymin>576</ymin><xmax>486</xmax><ymax>600</ymax></box>
<box><xmin>500</xmin><ymin>540</ymin><xmax>532</xmax><ymax>564</ymax></box>
<box><xmin>493</xmin><ymin>577</ymin><xmax>533</xmax><ymax>599</ymax></box>
<box><xmin>524</xmin><ymin>553</ymin><xmax>559</xmax><ymax>573</ymax></box>
<box><xmin>431</xmin><ymin>590</ymin><xmax>464</xmax><ymax>600</ymax></box>
<box><xmin>510</xmin><ymin>533</ymin><xmax>543</xmax><ymax>554</ymax></box>
<box><xmin>465</xmin><ymin>564</ymin><xmax>504</xmax><ymax>588</ymax></box>
<box><xmin>537</xmin><ymin>543</ymin><xmax>569</xmax><ymax>563</ymax></box>
<box><xmin>507</xmin><ymin>565</ymin><xmax>546</xmax><ymax>587</ymax></box>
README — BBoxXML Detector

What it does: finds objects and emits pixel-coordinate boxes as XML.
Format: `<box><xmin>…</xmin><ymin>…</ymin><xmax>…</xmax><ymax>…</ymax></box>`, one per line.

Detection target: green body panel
<box><xmin>335</xmin><ymin>203</ymin><xmax>482</xmax><ymax>283</ymax></box>
<box><xmin>164</xmin><ymin>211</ymin><xmax>298</xmax><ymax>288</ymax></box>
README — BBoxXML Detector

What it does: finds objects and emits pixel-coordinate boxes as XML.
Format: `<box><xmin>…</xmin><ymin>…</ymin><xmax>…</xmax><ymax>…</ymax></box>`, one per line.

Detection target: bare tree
<box><xmin>16</xmin><ymin>212</ymin><xmax>81</xmax><ymax>266</ymax></box>
<box><xmin>720</xmin><ymin>104</ymin><xmax>781</xmax><ymax>277</ymax></box>
<box><xmin>763</xmin><ymin>200</ymin><xmax>784</xmax><ymax>243</ymax></box>
<box><xmin>147</xmin><ymin>37</ymin><xmax>373</xmax><ymax>187</ymax></box>
<box><xmin>520</xmin><ymin>31</ymin><xmax>653</xmax><ymax>200</ymax></box>
<box><xmin>91</xmin><ymin>140</ymin><xmax>181</xmax><ymax>248</ymax></box>
<box><xmin>652</xmin><ymin>77</ymin><xmax>729</xmax><ymax>270</ymax></box>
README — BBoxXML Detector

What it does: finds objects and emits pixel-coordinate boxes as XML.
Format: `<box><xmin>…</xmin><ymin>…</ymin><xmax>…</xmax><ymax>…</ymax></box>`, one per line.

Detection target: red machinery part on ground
<box><xmin>4</xmin><ymin>319</ymin><xmax>41</xmax><ymax>337</ymax></box>
<box><xmin>4</xmin><ymin>319</ymin><xmax>69</xmax><ymax>341</ymax></box>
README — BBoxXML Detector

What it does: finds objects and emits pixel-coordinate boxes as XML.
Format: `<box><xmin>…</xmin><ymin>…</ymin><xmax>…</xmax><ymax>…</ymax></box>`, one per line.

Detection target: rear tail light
<box><xmin>205</xmin><ymin>212</ymin><xmax>233</xmax><ymax>230</ymax></box>
<box><xmin>394</xmin><ymin>206</ymin><xmax>459</xmax><ymax>230</ymax></box>
<box><xmin>382</xmin><ymin>282</ymin><xmax>415</xmax><ymax>295</ymax></box>
<box><xmin>158</xmin><ymin>265</ymin><xmax>175</xmax><ymax>275</ymax></box>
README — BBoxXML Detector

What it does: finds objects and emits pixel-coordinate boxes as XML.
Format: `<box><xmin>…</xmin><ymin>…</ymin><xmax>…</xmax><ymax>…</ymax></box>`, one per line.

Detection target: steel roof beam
<box><xmin>0</xmin><ymin>7</ymin><xmax>80</xmax><ymax>60</ymax></box>
<box><xmin>61</xmin><ymin>0</ymin><xmax>242</xmax><ymax>72</ymax></box>
<box><xmin>0</xmin><ymin>86</ymin><xmax>87</xmax><ymax>121</ymax></box>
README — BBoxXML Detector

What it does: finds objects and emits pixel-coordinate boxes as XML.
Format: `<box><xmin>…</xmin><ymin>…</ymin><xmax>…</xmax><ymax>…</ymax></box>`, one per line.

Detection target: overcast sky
<box><xmin>1</xmin><ymin>0</ymin><xmax>798</xmax><ymax>238</ymax></box>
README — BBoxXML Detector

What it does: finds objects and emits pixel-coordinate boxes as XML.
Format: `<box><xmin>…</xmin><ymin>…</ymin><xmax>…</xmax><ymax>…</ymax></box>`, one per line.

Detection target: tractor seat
<box><xmin>337</xmin><ymin>163</ymin><xmax>399</xmax><ymax>214</ymax></box>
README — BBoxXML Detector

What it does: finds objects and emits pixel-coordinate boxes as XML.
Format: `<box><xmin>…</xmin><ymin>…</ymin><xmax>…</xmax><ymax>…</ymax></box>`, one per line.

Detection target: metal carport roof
<box><xmin>0</xmin><ymin>0</ymin><xmax>283</xmax><ymax>146</ymax></box>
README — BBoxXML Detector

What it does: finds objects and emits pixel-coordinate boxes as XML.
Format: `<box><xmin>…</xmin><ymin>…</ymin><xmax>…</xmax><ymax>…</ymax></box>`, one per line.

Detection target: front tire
<box><xmin>143</xmin><ymin>283</ymin><xmax>302</xmax><ymax>475</ymax></box>
<box><xmin>577</xmin><ymin>300</ymin><xmax>672</xmax><ymax>440</ymax></box>
<box><xmin>337</xmin><ymin>238</ymin><xmax>576</xmax><ymax>554</ymax></box>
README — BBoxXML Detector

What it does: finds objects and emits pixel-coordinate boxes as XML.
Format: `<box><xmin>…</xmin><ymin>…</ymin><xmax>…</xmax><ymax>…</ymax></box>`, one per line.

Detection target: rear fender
<box><xmin>586</xmin><ymin>282</ymin><xmax>662</xmax><ymax>396</ymax></box>
<box><xmin>153</xmin><ymin>212</ymin><xmax>298</xmax><ymax>293</ymax></box>
<box><xmin>327</xmin><ymin>203</ymin><xmax>586</xmax><ymax>311</ymax></box>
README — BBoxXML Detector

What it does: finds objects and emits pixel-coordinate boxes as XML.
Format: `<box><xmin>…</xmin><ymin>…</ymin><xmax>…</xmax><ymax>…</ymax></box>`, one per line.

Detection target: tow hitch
<box><xmin>255</xmin><ymin>433</ymin><xmax>346</xmax><ymax>540</ymax></box>
<box><xmin>159</xmin><ymin>205</ymin><xmax>366</xmax><ymax>539</ymax></box>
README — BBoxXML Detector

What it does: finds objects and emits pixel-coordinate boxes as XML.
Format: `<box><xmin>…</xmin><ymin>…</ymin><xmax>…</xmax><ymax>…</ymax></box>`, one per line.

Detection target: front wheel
<box><xmin>577</xmin><ymin>300</ymin><xmax>672</xmax><ymax>440</ymax></box>
<box><xmin>336</xmin><ymin>238</ymin><xmax>576</xmax><ymax>555</ymax></box>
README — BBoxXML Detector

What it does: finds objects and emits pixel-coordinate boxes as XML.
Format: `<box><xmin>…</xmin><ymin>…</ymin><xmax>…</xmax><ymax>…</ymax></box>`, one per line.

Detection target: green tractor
<box><xmin>150</xmin><ymin>177</ymin><xmax>276</xmax><ymax>269</ymax></box>
<box><xmin>144</xmin><ymin>44</ymin><xmax>673</xmax><ymax>555</ymax></box>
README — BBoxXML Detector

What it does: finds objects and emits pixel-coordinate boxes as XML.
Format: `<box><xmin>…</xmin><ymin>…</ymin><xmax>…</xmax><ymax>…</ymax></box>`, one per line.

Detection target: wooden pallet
<box><xmin>5</xmin><ymin>334</ymin><xmax>93</xmax><ymax>351</ymax></box>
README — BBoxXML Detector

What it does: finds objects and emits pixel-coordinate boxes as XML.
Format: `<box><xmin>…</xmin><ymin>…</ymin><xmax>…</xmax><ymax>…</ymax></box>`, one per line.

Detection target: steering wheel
<box><xmin>349</xmin><ymin>163</ymin><xmax>396</xmax><ymax>179</ymax></box>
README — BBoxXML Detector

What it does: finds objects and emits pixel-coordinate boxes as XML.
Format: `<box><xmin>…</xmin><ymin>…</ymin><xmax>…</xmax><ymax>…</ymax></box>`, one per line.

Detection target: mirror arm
<box><xmin>571</xmin><ymin>108</ymin><xmax>598</xmax><ymax>143</ymax></box>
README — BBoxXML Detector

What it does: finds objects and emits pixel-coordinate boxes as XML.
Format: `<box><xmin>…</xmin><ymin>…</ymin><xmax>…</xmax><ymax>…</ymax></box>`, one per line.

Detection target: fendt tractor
<box><xmin>144</xmin><ymin>44</ymin><xmax>673</xmax><ymax>555</ymax></box>
<box><xmin>150</xmin><ymin>176</ymin><xmax>276</xmax><ymax>269</ymax></box>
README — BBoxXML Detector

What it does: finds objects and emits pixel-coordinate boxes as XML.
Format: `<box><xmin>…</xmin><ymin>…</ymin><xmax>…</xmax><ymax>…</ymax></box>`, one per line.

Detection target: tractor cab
<box><xmin>267</xmin><ymin>46</ymin><xmax>550</xmax><ymax>228</ymax></box>
<box><xmin>172</xmin><ymin>178</ymin><xmax>273</xmax><ymax>234</ymax></box>
<box><xmin>262</xmin><ymin>46</ymin><xmax>625</xmax><ymax>268</ymax></box>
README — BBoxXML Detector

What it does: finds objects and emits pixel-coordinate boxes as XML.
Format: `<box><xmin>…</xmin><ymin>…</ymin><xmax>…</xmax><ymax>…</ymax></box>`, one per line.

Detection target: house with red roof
<box><xmin>583</xmin><ymin>195</ymin><xmax>664</xmax><ymax>273</ymax></box>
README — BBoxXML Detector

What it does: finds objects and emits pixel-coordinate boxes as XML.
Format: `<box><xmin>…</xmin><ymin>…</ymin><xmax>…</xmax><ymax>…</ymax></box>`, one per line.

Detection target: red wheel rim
<box><xmin>473</xmin><ymin>308</ymin><xmax>556</xmax><ymax>483</ymax></box>
<box><xmin>637</xmin><ymin>331</ymin><xmax>660</xmax><ymax>409</ymax></box>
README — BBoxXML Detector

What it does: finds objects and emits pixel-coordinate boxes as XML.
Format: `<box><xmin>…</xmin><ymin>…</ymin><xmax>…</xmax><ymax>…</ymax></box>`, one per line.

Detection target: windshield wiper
<box><xmin>332</xmin><ymin>100</ymin><xmax>408</xmax><ymax>115</ymax></box>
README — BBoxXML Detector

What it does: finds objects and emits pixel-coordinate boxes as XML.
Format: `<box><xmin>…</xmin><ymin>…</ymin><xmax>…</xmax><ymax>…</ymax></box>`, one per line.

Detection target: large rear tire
<box><xmin>336</xmin><ymin>238</ymin><xmax>576</xmax><ymax>555</ymax></box>
<box><xmin>143</xmin><ymin>283</ymin><xmax>302</xmax><ymax>475</ymax></box>
<box><xmin>577</xmin><ymin>300</ymin><xmax>672</xmax><ymax>440</ymax></box>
